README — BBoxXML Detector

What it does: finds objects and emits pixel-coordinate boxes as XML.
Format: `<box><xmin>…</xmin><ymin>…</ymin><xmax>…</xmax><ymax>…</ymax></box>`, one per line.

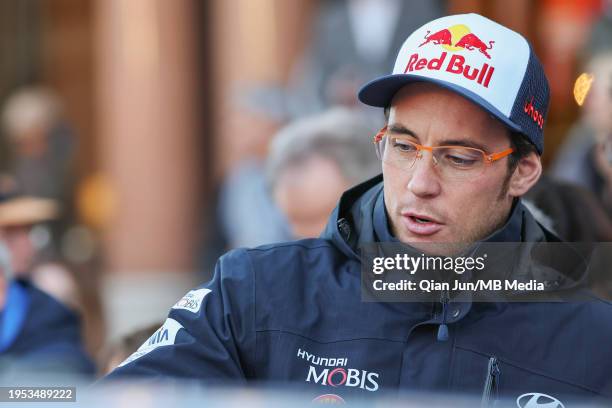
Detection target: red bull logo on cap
<box><xmin>419</xmin><ymin>24</ymin><xmax>495</xmax><ymax>59</ymax></box>
<box><xmin>404</xmin><ymin>24</ymin><xmax>496</xmax><ymax>89</ymax></box>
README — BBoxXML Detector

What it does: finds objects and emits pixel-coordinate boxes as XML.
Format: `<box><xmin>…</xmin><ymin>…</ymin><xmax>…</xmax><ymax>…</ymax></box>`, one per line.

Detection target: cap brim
<box><xmin>358</xmin><ymin>74</ymin><xmax>523</xmax><ymax>134</ymax></box>
<box><xmin>0</xmin><ymin>197</ymin><xmax>60</xmax><ymax>227</ymax></box>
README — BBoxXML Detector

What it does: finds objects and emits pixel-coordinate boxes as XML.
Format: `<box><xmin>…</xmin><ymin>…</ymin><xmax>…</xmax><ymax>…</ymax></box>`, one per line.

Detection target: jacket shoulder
<box><xmin>244</xmin><ymin>238</ymin><xmax>345</xmax><ymax>277</ymax></box>
<box><xmin>212</xmin><ymin>239</ymin><xmax>346</xmax><ymax>298</ymax></box>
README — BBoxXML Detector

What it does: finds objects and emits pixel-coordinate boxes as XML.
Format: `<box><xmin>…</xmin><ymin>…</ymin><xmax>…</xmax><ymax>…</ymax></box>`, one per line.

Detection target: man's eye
<box><xmin>392</xmin><ymin>140</ymin><xmax>417</xmax><ymax>152</ymax></box>
<box><xmin>446</xmin><ymin>155</ymin><xmax>478</xmax><ymax>166</ymax></box>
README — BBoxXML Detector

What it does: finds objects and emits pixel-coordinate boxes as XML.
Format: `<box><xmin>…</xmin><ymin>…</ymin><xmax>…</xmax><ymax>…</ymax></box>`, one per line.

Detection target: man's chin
<box><xmin>397</xmin><ymin>233</ymin><xmax>472</xmax><ymax>256</ymax></box>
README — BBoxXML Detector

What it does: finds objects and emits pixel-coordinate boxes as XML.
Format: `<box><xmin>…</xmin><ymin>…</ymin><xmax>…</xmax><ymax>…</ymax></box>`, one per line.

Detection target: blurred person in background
<box><xmin>266</xmin><ymin>107</ymin><xmax>379</xmax><ymax>238</ymax></box>
<box><xmin>536</xmin><ymin>0</ymin><xmax>602</xmax><ymax>111</ymax></box>
<box><xmin>586</xmin><ymin>0</ymin><xmax>612</xmax><ymax>58</ymax></box>
<box><xmin>0</xmin><ymin>240</ymin><xmax>95</xmax><ymax>377</ymax></box>
<box><xmin>30</xmin><ymin>263</ymin><xmax>81</xmax><ymax>312</ymax></box>
<box><xmin>524</xmin><ymin>175</ymin><xmax>612</xmax><ymax>242</ymax></box>
<box><xmin>2</xmin><ymin>86</ymin><xmax>76</xmax><ymax>203</ymax></box>
<box><xmin>549</xmin><ymin>0</ymin><xmax>612</xmax><ymax>215</ymax></box>
<box><xmin>0</xmin><ymin>191</ymin><xmax>59</xmax><ymax>280</ymax></box>
<box><xmin>551</xmin><ymin>51</ymin><xmax>612</xmax><ymax>215</ymax></box>
<box><xmin>1</xmin><ymin>86</ymin><xmax>79</xmax><ymax>291</ymax></box>
<box><xmin>210</xmin><ymin>0</ymin><xmax>443</xmax><ymax>262</ymax></box>
<box><xmin>287</xmin><ymin>0</ymin><xmax>443</xmax><ymax>116</ymax></box>
<box><xmin>0</xmin><ymin>189</ymin><xmax>105</xmax><ymax>361</ymax></box>
<box><xmin>215</xmin><ymin>88</ymin><xmax>291</xmax><ymax>252</ymax></box>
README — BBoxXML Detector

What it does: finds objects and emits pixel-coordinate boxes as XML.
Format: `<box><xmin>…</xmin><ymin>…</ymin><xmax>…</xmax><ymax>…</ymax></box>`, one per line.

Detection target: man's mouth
<box><xmin>402</xmin><ymin>212</ymin><xmax>444</xmax><ymax>236</ymax></box>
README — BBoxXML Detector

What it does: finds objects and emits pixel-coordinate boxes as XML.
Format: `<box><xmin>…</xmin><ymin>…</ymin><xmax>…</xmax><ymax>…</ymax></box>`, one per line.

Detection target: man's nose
<box><xmin>406</xmin><ymin>151</ymin><xmax>442</xmax><ymax>198</ymax></box>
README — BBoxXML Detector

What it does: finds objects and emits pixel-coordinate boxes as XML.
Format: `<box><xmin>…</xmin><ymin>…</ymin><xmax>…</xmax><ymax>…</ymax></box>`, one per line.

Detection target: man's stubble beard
<box><xmin>465</xmin><ymin>170</ymin><xmax>515</xmax><ymax>245</ymax></box>
<box><xmin>402</xmin><ymin>175</ymin><xmax>514</xmax><ymax>256</ymax></box>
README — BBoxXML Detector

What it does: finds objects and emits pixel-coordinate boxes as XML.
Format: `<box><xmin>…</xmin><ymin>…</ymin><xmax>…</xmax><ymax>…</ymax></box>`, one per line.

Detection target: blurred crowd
<box><xmin>0</xmin><ymin>0</ymin><xmax>611</xmax><ymax>383</ymax></box>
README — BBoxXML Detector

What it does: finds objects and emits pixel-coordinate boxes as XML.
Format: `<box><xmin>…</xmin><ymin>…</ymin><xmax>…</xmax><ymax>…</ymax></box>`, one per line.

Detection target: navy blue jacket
<box><xmin>0</xmin><ymin>279</ymin><xmax>95</xmax><ymax>377</ymax></box>
<box><xmin>107</xmin><ymin>175</ymin><xmax>612</xmax><ymax>404</ymax></box>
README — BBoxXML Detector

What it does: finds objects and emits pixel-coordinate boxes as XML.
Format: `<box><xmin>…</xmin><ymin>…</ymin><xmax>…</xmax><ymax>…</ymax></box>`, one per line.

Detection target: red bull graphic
<box><xmin>418</xmin><ymin>24</ymin><xmax>495</xmax><ymax>59</ymax></box>
<box><xmin>418</xmin><ymin>29</ymin><xmax>453</xmax><ymax>47</ymax></box>
<box><xmin>454</xmin><ymin>33</ymin><xmax>494</xmax><ymax>59</ymax></box>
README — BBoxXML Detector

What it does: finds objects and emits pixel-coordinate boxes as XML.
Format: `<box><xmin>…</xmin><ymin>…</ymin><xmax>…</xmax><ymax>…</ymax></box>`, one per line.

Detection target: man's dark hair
<box><xmin>508</xmin><ymin>132</ymin><xmax>538</xmax><ymax>172</ymax></box>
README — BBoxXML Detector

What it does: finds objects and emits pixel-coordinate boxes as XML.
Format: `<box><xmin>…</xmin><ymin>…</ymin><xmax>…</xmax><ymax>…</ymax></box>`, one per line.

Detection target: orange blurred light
<box><xmin>573</xmin><ymin>72</ymin><xmax>594</xmax><ymax>106</ymax></box>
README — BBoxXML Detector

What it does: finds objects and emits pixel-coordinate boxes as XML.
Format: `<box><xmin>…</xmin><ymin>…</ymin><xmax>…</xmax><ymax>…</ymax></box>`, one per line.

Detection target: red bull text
<box><xmin>404</xmin><ymin>52</ymin><xmax>495</xmax><ymax>88</ymax></box>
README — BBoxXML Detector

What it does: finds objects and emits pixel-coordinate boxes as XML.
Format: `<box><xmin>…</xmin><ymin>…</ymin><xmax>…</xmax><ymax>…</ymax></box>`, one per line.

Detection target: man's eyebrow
<box><xmin>387</xmin><ymin>124</ymin><xmax>418</xmax><ymax>139</ymax></box>
<box><xmin>438</xmin><ymin>139</ymin><xmax>489</xmax><ymax>151</ymax></box>
<box><xmin>388</xmin><ymin>124</ymin><xmax>492</xmax><ymax>151</ymax></box>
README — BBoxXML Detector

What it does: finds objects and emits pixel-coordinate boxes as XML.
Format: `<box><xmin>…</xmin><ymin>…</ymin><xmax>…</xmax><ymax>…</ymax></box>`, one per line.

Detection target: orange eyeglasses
<box><xmin>373</xmin><ymin>127</ymin><xmax>514</xmax><ymax>181</ymax></box>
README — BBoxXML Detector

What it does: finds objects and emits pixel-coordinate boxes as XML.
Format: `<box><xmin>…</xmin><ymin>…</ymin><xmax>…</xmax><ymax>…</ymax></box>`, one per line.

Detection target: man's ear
<box><xmin>508</xmin><ymin>152</ymin><xmax>542</xmax><ymax>197</ymax></box>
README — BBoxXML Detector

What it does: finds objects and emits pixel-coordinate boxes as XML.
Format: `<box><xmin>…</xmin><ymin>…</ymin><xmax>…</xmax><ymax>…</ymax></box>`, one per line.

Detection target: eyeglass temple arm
<box><xmin>486</xmin><ymin>147</ymin><xmax>515</xmax><ymax>162</ymax></box>
<box><xmin>373</xmin><ymin>127</ymin><xmax>388</xmax><ymax>144</ymax></box>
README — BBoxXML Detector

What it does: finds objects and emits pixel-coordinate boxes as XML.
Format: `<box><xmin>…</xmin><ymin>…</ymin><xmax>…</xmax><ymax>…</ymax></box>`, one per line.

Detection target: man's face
<box><xmin>383</xmin><ymin>83</ymin><xmax>516</xmax><ymax>254</ymax></box>
<box><xmin>0</xmin><ymin>225</ymin><xmax>35</xmax><ymax>276</ymax></box>
<box><xmin>584</xmin><ymin>54</ymin><xmax>612</xmax><ymax>136</ymax></box>
<box><xmin>274</xmin><ymin>155</ymin><xmax>351</xmax><ymax>239</ymax></box>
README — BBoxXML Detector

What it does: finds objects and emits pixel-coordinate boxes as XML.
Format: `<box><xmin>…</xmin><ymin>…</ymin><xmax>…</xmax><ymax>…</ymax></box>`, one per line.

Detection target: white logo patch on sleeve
<box><xmin>172</xmin><ymin>288</ymin><xmax>211</xmax><ymax>313</ymax></box>
<box><xmin>118</xmin><ymin>318</ymin><xmax>183</xmax><ymax>367</ymax></box>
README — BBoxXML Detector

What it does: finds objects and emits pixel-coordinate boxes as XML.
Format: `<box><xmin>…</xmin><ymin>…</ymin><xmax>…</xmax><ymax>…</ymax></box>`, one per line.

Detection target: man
<box><xmin>0</xmin><ymin>192</ymin><xmax>58</xmax><ymax>279</ymax></box>
<box><xmin>0</xmin><ymin>192</ymin><xmax>95</xmax><ymax>377</ymax></box>
<box><xmin>551</xmin><ymin>51</ymin><xmax>612</xmax><ymax>216</ymax></box>
<box><xmin>1</xmin><ymin>86</ymin><xmax>75</xmax><ymax>202</ymax></box>
<box><xmin>267</xmin><ymin>107</ymin><xmax>379</xmax><ymax>238</ymax></box>
<box><xmin>107</xmin><ymin>14</ymin><xmax>612</xmax><ymax>404</ymax></box>
<box><xmin>0</xmin><ymin>185</ymin><xmax>82</xmax><ymax>309</ymax></box>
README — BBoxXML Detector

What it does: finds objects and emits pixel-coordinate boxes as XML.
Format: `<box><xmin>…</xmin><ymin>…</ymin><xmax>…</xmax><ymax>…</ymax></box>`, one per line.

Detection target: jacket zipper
<box><xmin>481</xmin><ymin>356</ymin><xmax>500</xmax><ymax>408</ymax></box>
<box><xmin>437</xmin><ymin>289</ymin><xmax>450</xmax><ymax>341</ymax></box>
